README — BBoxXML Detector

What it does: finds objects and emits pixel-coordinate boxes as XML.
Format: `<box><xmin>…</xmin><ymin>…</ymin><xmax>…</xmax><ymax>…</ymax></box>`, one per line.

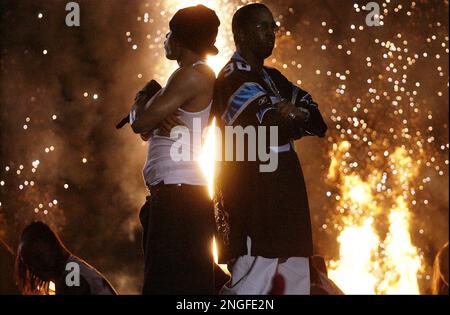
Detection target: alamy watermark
<box><xmin>365</xmin><ymin>2</ymin><xmax>381</xmax><ymax>27</ymax></box>
<box><xmin>167</xmin><ymin>118</ymin><xmax>281</xmax><ymax>173</ymax></box>
<box><xmin>65</xmin><ymin>2</ymin><xmax>80</xmax><ymax>27</ymax></box>
<box><xmin>65</xmin><ymin>262</ymin><xmax>80</xmax><ymax>287</ymax></box>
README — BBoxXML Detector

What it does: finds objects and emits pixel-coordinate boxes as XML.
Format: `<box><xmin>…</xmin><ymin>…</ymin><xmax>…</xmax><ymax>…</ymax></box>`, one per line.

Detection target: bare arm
<box><xmin>131</xmin><ymin>67</ymin><xmax>206</xmax><ymax>134</ymax></box>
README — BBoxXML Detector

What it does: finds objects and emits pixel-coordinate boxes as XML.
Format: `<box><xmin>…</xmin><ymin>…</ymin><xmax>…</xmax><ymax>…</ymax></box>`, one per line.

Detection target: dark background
<box><xmin>0</xmin><ymin>0</ymin><xmax>448</xmax><ymax>294</ymax></box>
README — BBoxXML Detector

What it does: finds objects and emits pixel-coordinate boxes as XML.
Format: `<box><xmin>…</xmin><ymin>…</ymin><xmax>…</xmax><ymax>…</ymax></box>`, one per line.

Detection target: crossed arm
<box><xmin>130</xmin><ymin>67</ymin><xmax>205</xmax><ymax>135</ymax></box>
<box><xmin>258</xmin><ymin>98</ymin><xmax>327</xmax><ymax>141</ymax></box>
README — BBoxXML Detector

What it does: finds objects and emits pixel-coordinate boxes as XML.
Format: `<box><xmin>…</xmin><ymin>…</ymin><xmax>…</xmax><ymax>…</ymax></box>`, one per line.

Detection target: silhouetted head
<box><xmin>232</xmin><ymin>3</ymin><xmax>278</xmax><ymax>60</ymax></box>
<box><xmin>15</xmin><ymin>221</ymin><xmax>70</xmax><ymax>294</ymax></box>
<box><xmin>165</xmin><ymin>5</ymin><xmax>220</xmax><ymax>60</ymax></box>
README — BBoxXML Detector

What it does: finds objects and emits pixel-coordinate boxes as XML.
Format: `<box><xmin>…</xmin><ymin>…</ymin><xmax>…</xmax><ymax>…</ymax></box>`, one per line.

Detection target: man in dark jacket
<box><xmin>212</xmin><ymin>3</ymin><xmax>327</xmax><ymax>294</ymax></box>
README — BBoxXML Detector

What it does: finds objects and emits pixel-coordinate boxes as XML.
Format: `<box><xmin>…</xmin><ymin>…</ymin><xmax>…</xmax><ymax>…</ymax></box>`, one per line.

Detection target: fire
<box><xmin>49</xmin><ymin>281</ymin><xmax>56</xmax><ymax>295</ymax></box>
<box><xmin>199</xmin><ymin>118</ymin><xmax>217</xmax><ymax>199</ymax></box>
<box><xmin>212</xmin><ymin>235</ymin><xmax>219</xmax><ymax>264</ymax></box>
<box><xmin>328</xmin><ymin>141</ymin><xmax>351</xmax><ymax>181</ymax></box>
<box><xmin>378</xmin><ymin>196</ymin><xmax>421</xmax><ymax>294</ymax></box>
<box><xmin>328</xmin><ymin>143</ymin><xmax>423</xmax><ymax>294</ymax></box>
<box><xmin>200</xmin><ymin>118</ymin><xmax>231</xmax><ymax>276</ymax></box>
<box><xmin>346</xmin><ymin>176</ymin><xmax>372</xmax><ymax>206</ymax></box>
<box><xmin>328</xmin><ymin>218</ymin><xmax>380</xmax><ymax>294</ymax></box>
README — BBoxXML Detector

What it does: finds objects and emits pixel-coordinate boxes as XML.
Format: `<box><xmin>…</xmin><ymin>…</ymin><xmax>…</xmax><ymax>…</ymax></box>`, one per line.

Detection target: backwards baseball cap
<box><xmin>169</xmin><ymin>5</ymin><xmax>220</xmax><ymax>56</ymax></box>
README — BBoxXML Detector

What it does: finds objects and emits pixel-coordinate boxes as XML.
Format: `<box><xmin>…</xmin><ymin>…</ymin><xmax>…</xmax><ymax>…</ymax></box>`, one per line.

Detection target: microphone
<box><xmin>116</xmin><ymin>80</ymin><xmax>162</xmax><ymax>129</ymax></box>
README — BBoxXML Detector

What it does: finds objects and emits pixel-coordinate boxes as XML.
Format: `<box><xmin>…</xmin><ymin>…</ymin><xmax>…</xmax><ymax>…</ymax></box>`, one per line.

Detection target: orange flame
<box><xmin>328</xmin><ymin>143</ymin><xmax>423</xmax><ymax>294</ymax></box>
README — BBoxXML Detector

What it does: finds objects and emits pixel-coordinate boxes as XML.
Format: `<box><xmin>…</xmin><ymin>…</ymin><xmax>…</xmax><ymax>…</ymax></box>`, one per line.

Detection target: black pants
<box><xmin>139</xmin><ymin>184</ymin><xmax>215</xmax><ymax>294</ymax></box>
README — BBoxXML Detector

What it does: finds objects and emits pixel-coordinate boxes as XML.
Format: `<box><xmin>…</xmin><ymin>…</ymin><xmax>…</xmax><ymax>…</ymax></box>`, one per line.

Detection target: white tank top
<box><xmin>143</xmin><ymin>61</ymin><xmax>212</xmax><ymax>186</ymax></box>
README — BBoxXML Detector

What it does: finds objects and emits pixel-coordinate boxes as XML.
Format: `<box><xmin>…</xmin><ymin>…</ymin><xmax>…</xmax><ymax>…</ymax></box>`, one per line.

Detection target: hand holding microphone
<box><xmin>116</xmin><ymin>80</ymin><xmax>162</xmax><ymax>129</ymax></box>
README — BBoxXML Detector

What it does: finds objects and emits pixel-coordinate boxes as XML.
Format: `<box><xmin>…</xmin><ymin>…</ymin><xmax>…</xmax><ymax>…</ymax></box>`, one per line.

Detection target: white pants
<box><xmin>221</xmin><ymin>237</ymin><xmax>310</xmax><ymax>295</ymax></box>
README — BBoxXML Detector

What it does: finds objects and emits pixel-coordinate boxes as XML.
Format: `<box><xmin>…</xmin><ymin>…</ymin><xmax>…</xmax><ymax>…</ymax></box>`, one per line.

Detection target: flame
<box><xmin>378</xmin><ymin>196</ymin><xmax>421</xmax><ymax>294</ymax></box>
<box><xmin>199</xmin><ymin>118</ymin><xmax>217</xmax><ymax>199</ymax></box>
<box><xmin>346</xmin><ymin>175</ymin><xmax>373</xmax><ymax>206</ymax></box>
<box><xmin>200</xmin><ymin>118</ymin><xmax>231</xmax><ymax>276</ymax></box>
<box><xmin>212</xmin><ymin>236</ymin><xmax>219</xmax><ymax>264</ymax></box>
<box><xmin>328</xmin><ymin>143</ymin><xmax>423</xmax><ymax>294</ymax></box>
<box><xmin>49</xmin><ymin>281</ymin><xmax>55</xmax><ymax>295</ymax></box>
<box><xmin>328</xmin><ymin>141</ymin><xmax>351</xmax><ymax>181</ymax></box>
<box><xmin>328</xmin><ymin>218</ymin><xmax>380</xmax><ymax>294</ymax></box>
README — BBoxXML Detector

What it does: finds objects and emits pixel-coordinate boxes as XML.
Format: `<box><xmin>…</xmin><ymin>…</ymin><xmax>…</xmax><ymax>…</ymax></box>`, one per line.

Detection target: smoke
<box><xmin>0</xmin><ymin>0</ymin><xmax>149</xmax><ymax>293</ymax></box>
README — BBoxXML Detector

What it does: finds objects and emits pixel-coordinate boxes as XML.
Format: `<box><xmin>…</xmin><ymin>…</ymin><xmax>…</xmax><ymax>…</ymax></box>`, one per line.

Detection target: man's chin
<box><xmin>260</xmin><ymin>48</ymin><xmax>274</xmax><ymax>59</ymax></box>
<box><xmin>164</xmin><ymin>51</ymin><xmax>176</xmax><ymax>60</ymax></box>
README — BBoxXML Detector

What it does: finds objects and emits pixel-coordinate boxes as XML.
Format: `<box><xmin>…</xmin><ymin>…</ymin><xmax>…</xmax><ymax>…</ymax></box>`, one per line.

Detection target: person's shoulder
<box><xmin>217</xmin><ymin>58</ymin><xmax>255</xmax><ymax>81</ymax></box>
<box><xmin>263</xmin><ymin>65</ymin><xmax>282</xmax><ymax>74</ymax></box>
<box><xmin>167</xmin><ymin>65</ymin><xmax>214</xmax><ymax>93</ymax></box>
<box><xmin>174</xmin><ymin>65</ymin><xmax>209</xmax><ymax>81</ymax></box>
<box><xmin>56</xmin><ymin>273</ymin><xmax>91</xmax><ymax>295</ymax></box>
<box><xmin>264</xmin><ymin>66</ymin><xmax>290</xmax><ymax>82</ymax></box>
<box><xmin>192</xmin><ymin>63</ymin><xmax>216</xmax><ymax>82</ymax></box>
<box><xmin>265</xmin><ymin>66</ymin><xmax>311</xmax><ymax>95</ymax></box>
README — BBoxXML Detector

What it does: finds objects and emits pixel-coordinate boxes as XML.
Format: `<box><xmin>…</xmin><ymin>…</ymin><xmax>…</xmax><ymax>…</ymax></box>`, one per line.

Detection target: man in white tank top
<box><xmin>129</xmin><ymin>5</ymin><xmax>220</xmax><ymax>294</ymax></box>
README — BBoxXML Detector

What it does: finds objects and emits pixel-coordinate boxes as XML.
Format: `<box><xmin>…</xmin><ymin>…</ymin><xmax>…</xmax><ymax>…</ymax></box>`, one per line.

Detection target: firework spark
<box><xmin>0</xmin><ymin>0</ymin><xmax>447</xmax><ymax>294</ymax></box>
